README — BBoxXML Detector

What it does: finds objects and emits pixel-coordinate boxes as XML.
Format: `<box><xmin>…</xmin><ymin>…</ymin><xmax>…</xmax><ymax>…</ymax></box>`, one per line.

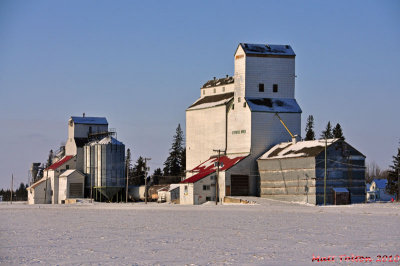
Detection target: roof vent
<box><xmin>213</xmin><ymin>77</ymin><xmax>216</xmax><ymax>80</ymax></box>
<box><xmin>226</xmin><ymin>75</ymin><xmax>228</xmax><ymax>78</ymax></box>
<box><xmin>285</xmin><ymin>45</ymin><xmax>290</xmax><ymax>49</ymax></box>
<box><xmin>83</xmin><ymin>113</ymin><xmax>85</xmax><ymax>117</ymax></box>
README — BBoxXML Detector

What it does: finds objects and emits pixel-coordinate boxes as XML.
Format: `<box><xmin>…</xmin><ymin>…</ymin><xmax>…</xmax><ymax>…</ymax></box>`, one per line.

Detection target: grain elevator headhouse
<box><xmin>183</xmin><ymin>43</ymin><xmax>302</xmax><ymax>203</ymax></box>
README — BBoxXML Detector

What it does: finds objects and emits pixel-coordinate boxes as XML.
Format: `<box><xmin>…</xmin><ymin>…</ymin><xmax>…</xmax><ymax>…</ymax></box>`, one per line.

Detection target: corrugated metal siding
<box><xmin>258</xmin><ymin>142</ymin><xmax>366</xmax><ymax>205</ymax></box>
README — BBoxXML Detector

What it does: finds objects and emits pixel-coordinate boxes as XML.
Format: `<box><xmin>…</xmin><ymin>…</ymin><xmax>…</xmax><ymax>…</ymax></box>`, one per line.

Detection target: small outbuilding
<box><xmin>58</xmin><ymin>170</ymin><xmax>85</xmax><ymax>203</ymax></box>
<box><xmin>157</xmin><ymin>184</ymin><xmax>180</xmax><ymax>203</ymax></box>
<box><xmin>257</xmin><ymin>139</ymin><xmax>366</xmax><ymax>205</ymax></box>
<box><xmin>367</xmin><ymin>179</ymin><xmax>394</xmax><ymax>202</ymax></box>
<box><xmin>180</xmin><ymin>155</ymin><xmax>247</xmax><ymax>205</ymax></box>
<box><xmin>27</xmin><ymin>178</ymin><xmax>49</xmax><ymax>204</ymax></box>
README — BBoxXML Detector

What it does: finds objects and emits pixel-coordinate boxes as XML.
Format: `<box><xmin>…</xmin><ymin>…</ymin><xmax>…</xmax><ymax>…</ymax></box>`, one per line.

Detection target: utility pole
<box><xmin>324</xmin><ymin>138</ymin><xmax>327</xmax><ymax>206</ymax></box>
<box><xmin>213</xmin><ymin>149</ymin><xmax>225</xmax><ymax>205</ymax></box>
<box><xmin>125</xmin><ymin>152</ymin><xmax>131</xmax><ymax>203</ymax></box>
<box><xmin>144</xmin><ymin>158</ymin><xmax>151</xmax><ymax>204</ymax></box>
<box><xmin>10</xmin><ymin>174</ymin><xmax>13</xmax><ymax>204</ymax></box>
<box><xmin>90</xmin><ymin>168</ymin><xmax>93</xmax><ymax>203</ymax></box>
<box><xmin>397</xmin><ymin>163</ymin><xmax>400</xmax><ymax>202</ymax></box>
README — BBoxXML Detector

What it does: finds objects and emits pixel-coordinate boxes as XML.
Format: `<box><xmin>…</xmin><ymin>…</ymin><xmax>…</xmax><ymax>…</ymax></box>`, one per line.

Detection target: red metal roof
<box><xmin>181</xmin><ymin>155</ymin><xmax>247</xmax><ymax>184</ymax></box>
<box><xmin>45</xmin><ymin>155</ymin><xmax>74</xmax><ymax>170</ymax></box>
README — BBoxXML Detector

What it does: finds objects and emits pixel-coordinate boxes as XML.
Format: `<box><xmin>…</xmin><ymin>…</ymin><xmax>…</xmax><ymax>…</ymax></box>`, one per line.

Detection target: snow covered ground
<box><xmin>1</xmin><ymin>198</ymin><xmax>399</xmax><ymax>265</ymax></box>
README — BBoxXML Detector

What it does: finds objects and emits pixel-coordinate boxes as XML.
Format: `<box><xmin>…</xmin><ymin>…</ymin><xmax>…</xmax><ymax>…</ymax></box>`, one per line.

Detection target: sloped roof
<box><xmin>71</xmin><ymin>116</ymin><xmax>108</xmax><ymax>125</ymax></box>
<box><xmin>259</xmin><ymin>139</ymin><xmax>339</xmax><ymax>160</ymax></box>
<box><xmin>202</xmin><ymin>76</ymin><xmax>234</xmax><ymax>88</ymax></box>
<box><xmin>88</xmin><ymin>136</ymin><xmax>124</xmax><ymax>146</ymax></box>
<box><xmin>333</xmin><ymin>187</ymin><xmax>349</xmax><ymax>193</ymax></box>
<box><xmin>245</xmin><ymin>97</ymin><xmax>302</xmax><ymax>113</ymax></box>
<box><xmin>188</xmin><ymin>92</ymin><xmax>234</xmax><ymax>110</ymax></box>
<box><xmin>372</xmin><ymin>179</ymin><xmax>387</xmax><ymax>189</ymax></box>
<box><xmin>181</xmin><ymin>155</ymin><xmax>247</xmax><ymax>184</ymax></box>
<box><xmin>45</xmin><ymin>155</ymin><xmax>74</xmax><ymax>170</ymax></box>
<box><xmin>238</xmin><ymin>43</ymin><xmax>295</xmax><ymax>56</ymax></box>
<box><xmin>28</xmin><ymin>178</ymin><xmax>46</xmax><ymax>189</ymax></box>
<box><xmin>60</xmin><ymin>169</ymin><xmax>85</xmax><ymax>177</ymax></box>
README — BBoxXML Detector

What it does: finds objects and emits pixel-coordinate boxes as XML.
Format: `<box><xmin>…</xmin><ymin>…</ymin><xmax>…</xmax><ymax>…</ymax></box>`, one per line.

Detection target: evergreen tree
<box><xmin>333</xmin><ymin>123</ymin><xmax>345</xmax><ymax>140</ymax></box>
<box><xmin>152</xmin><ymin>168</ymin><xmax>162</xmax><ymax>185</ymax></box>
<box><xmin>304</xmin><ymin>115</ymin><xmax>315</xmax><ymax>141</ymax></box>
<box><xmin>181</xmin><ymin>147</ymin><xmax>186</xmax><ymax>174</ymax></box>
<box><xmin>386</xmin><ymin>143</ymin><xmax>400</xmax><ymax>201</ymax></box>
<box><xmin>45</xmin><ymin>149</ymin><xmax>54</xmax><ymax>168</ymax></box>
<box><xmin>163</xmin><ymin>124</ymin><xmax>185</xmax><ymax>177</ymax></box>
<box><xmin>320</xmin><ymin>121</ymin><xmax>333</xmax><ymax>139</ymax></box>
<box><xmin>132</xmin><ymin>156</ymin><xmax>146</xmax><ymax>185</ymax></box>
<box><xmin>15</xmin><ymin>183</ymin><xmax>27</xmax><ymax>201</ymax></box>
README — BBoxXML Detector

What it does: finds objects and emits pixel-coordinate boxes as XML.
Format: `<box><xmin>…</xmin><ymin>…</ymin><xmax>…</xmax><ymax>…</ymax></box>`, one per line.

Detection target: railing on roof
<box><xmin>88</xmin><ymin>128</ymin><xmax>116</xmax><ymax>141</ymax></box>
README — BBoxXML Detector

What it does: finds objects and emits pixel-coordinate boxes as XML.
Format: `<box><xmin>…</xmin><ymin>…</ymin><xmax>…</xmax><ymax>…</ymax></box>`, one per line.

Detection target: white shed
<box><xmin>59</xmin><ymin>170</ymin><xmax>85</xmax><ymax>203</ymax></box>
<box><xmin>27</xmin><ymin>178</ymin><xmax>50</xmax><ymax>204</ymax></box>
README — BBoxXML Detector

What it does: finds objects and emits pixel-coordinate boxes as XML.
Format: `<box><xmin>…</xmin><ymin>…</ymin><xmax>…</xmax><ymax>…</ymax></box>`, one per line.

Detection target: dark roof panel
<box><xmin>71</xmin><ymin>117</ymin><xmax>108</xmax><ymax>125</ymax></box>
<box><xmin>239</xmin><ymin>43</ymin><xmax>295</xmax><ymax>56</ymax></box>
<box><xmin>202</xmin><ymin>76</ymin><xmax>234</xmax><ymax>88</ymax></box>
<box><xmin>246</xmin><ymin>97</ymin><xmax>302</xmax><ymax>113</ymax></box>
<box><xmin>188</xmin><ymin>92</ymin><xmax>234</xmax><ymax>110</ymax></box>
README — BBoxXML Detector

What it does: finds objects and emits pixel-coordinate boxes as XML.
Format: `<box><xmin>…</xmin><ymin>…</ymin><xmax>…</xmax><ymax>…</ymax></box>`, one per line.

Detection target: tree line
<box><xmin>126</xmin><ymin>124</ymin><xmax>185</xmax><ymax>186</ymax></box>
<box><xmin>304</xmin><ymin>115</ymin><xmax>344</xmax><ymax>141</ymax></box>
<box><xmin>0</xmin><ymin>182</ymin><xmax>28</xmax><ymax>201</ymax></box>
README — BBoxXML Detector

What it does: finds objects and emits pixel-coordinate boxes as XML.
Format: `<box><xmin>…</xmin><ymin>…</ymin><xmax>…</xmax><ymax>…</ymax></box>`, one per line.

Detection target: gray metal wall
<box><xmin>84</xmin><ymin>143</ymin><xmax>125</xmax><ymax>189</ymax></box>
<box><xmin>258</xmin><ymin>141</ymin><xmax>366</xmax><ymax>205</ymax></box>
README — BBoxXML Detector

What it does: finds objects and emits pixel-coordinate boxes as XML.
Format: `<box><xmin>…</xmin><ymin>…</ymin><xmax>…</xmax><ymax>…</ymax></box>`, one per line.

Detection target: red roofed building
<box><xmin>28</xmin><ymin>155</ymin><xmax>76</xmax><ymax>204</ymax></box>
<box><xmin>180</xmin><ymin>155</ymin><xmax>248</xmax><ymax>205</ymax></box>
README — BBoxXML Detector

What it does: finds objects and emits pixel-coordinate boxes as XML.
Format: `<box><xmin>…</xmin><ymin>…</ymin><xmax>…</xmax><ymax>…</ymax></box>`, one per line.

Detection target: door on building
<box><xmin>69</xmin><ymin>183</ymin><xmax>83</xmax><ymax>198</ymax></box>
<box><xmin>231</xmin><ymin>175</ymin><xmax>249</xmax><ymax>196</ymax></box>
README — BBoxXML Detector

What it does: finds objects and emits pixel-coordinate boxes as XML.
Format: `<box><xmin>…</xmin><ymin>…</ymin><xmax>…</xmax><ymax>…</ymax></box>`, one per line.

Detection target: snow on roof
<box><xmin>188</xmin><ymin>92</ymin><xmax>234</xmax><ymax>110</ymax></box>
<box><xmin>259</xmin><ymin>139</ymin><xmax>339</xmax><ymax>160</ymax></box>
<box><xmin>333</xmin><ymin>187</ymin><xmax>349</xmax><ymax>193</ymax></box>
<box><xmin>45</xmin><ymin>155</ymin><xmax>74</xmax><ymax>170</ymax></box>
<box><xmin>202</xmin><ymin>76</ymin><xmax>234</xmax><ymax>88</ymax></box>
<box><xmin>239</xmin><ymin>43</ymin><xmax>295</xmax><ymax>56</ymax></box>
<box><xmin>372</xmin><ymin>179</ymin><xmax>387</xmax><ymax>189</ymax></box>
<box><xmin>181</xmin><ymin>155</ymin><xmax>248</xmax><ymax>184</ymax></box>
<box><xmin>60</xmin><ymin>169</ymin><xmax>84</xmax><ymax>177</ymax></box>
<box><xmin>71</xmin><ymin>116</ymin><xmax>108</xmax><ymax>125</ymax></box>
<box><xmin>89</xmin><ymin>136</ymin><xmax>123</xmax><ymax>146</ymax></box>
<box><xmin>28</xmin><ymin>178</ymin><xmax>46</xmax><ymax>189</ymax></box>
<box><xmin>157</xmin><ymin>184</ymin><xmax>180</xmax><ymax>192</ymax></box>
<box><xmin>245</xmin><ymin>98</ymin><xmax>302</xmax><ymax>113</ymax></box>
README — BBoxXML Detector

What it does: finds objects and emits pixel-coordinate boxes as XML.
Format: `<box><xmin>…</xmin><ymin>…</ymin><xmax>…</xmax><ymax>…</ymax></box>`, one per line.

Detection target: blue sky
<box><xmin>0</xmin><ymin>0</ymin><xmax>399</xmax><ymax>189</ymax></box>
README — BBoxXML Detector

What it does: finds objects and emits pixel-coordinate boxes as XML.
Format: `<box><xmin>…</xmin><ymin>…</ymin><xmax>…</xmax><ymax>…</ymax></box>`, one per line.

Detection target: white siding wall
<box><xmin>245</xmin><ymin>57</ymin><xmax>295</xmax><ymax>98</ymax></box>
<box><xmin>48</xmin><ymin>170</ymin><xmax>58</xmax><ymax>204</ymax></box>
<box><xmin>28</xmin><ymin>180</ymin><xmax>48</xmax><ymax>204</ymax></box>
<box><xmin>251</xmin><ymin>112</ymin><xmax>301</xmax><ymax>158</ymax></box>
<box><xmin>186</xmin><ymin>105</ymin><xmax>227</xmax><ymax>172</ymax></box>
<box><xmin>59</xmin><ymin>171</ymin><xmax>85</xmax><ymax>203</ymax></box>
<box><xmin>201</xmin><ymin>83</ymin><xmax>234</xmax><ymax>98</ymax></box>
<box><xmin>66</xmin><ymin>120</ymin><xmax>108</xmax><ymax>155</ymax></box>
<box><xmin>227</xmin><ymin>102</ymin><xmax>252</xmax><ymax>154</ymax></box>
<box><xmin>234</xmin><ymin>46</ymin><xmax>246</xmax><ymax>100</ymax></box>
<box><xmin>59</xmin><ymin>177</ymin><xmax>67</xmax><ymax>204</ymax></box>
<box><xmin>180</xmin><ymin>183</ymin><xmax>194</xmax><ymax>205</ymax></box>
